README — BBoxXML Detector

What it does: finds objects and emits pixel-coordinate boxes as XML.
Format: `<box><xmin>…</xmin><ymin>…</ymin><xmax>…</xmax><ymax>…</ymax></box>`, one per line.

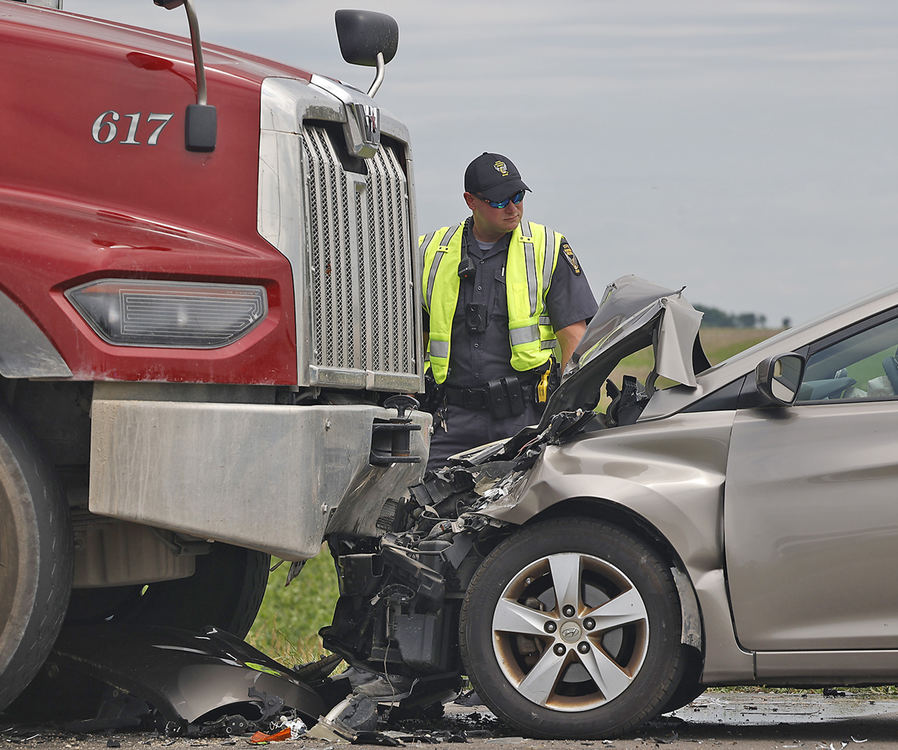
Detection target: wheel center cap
<box><xmin>560</xmin><ymin>620</ymin><xmax>582</xmax><ymax>643</ymax></box>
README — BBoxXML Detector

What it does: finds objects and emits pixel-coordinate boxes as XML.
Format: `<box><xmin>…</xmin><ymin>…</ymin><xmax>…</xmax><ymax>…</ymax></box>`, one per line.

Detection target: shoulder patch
<box><xmin>560</xmin><ymin>241</ymin><xmax>582</xmax><ymax>276</ymax></box>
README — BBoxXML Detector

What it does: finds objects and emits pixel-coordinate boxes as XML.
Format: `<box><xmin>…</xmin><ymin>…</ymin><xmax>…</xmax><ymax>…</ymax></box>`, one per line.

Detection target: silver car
<box><xmin>322</xmin><ymin>275</ymin><xmax>898</xmax><ymax>739</ymax></box>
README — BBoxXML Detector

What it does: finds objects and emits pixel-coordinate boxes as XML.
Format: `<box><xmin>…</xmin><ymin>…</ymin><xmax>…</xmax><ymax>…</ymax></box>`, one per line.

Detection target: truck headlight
<box><xmin>66</xmin><ymin>279</ymin><xmax>267</xmax><ymax>348</ymax></box>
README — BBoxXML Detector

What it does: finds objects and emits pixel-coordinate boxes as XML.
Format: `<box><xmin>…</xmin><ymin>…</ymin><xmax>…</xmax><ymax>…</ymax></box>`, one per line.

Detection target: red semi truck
<box><xmin>0</xmin><ymin>0</ymin><xmax>428</xmax><ymax>711</ymax></box>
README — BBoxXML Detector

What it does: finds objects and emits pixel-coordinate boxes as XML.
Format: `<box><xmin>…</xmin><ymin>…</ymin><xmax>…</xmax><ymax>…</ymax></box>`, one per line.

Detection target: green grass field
<box><xmin>247</xmin><ymin>547</ymin><xmax>340</xmax><ymax>665</ymax></box>
<box><xmin>246</xmin><ymin>326</ymin><xmax>779</xmax><ymax>665</ymax></box>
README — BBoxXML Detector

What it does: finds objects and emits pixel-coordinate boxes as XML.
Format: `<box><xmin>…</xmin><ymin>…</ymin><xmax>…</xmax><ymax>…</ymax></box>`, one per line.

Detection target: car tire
<box><xmin>659</xmin><ymin>645</ymin><xmax>705</xmax><ymax>713</ymax></box>
<box><xmin>459</xmin><ymin>518</ymin><xmax>685</xmax><ymax>739</ymax></box>
<box><xmin>0</xmin><ymin>411</ymin><xmax>73</xmax><ymax>712</ymax></box>
<box><xmin>66</xmin><ymin>543</ymin><xmax>269</xmax><ymax>638</ymax></box>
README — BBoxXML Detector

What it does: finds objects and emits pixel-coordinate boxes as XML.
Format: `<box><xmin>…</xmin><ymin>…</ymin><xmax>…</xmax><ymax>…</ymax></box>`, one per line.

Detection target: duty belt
<box><xmin>444</xmin><ymin>376</ymin><xmax>537</xmax><ymax>418</ymax></box>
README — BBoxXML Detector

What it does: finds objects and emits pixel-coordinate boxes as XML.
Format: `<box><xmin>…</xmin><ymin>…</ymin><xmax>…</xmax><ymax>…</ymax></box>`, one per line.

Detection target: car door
<box><xmin>724</xmin><ymin>311</ymin><xmax>898</xmax><ymax>652</ymax></box>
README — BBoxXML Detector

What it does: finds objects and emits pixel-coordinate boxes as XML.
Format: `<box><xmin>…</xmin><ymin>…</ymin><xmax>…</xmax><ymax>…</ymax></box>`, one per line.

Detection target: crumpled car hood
<box><xmin>567</xmin><ymin>275</ymin><xmax>706</xmax><ymax>383</ymax></box>
<box><xmin>448</xmin><ymin>275</ymin><xmax>708</xmax><ymax>469</ymax></box>
<box><xmin>542</xmin><ymin>274</ymin><xmax>707</xmax><ymax>426</ymax></box>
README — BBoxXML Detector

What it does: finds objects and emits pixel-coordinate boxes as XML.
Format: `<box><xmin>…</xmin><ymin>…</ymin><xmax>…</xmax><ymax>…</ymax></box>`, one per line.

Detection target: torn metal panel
<box><xmin>7</xmin><ymin>625</ymin><xmax>336</xmax><ymax>734</ymax></box>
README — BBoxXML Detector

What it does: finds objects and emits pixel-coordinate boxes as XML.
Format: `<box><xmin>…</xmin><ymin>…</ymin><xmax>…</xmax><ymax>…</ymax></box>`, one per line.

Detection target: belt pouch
<box><xmin>488</xmin><ymin>379</ymin><xmax>511</xmax><ymax>419</ymax></box>
<box><xmin>503</xmin><ymin>376</ymin><xmax>525</xmax><ymax>417</ymax></box>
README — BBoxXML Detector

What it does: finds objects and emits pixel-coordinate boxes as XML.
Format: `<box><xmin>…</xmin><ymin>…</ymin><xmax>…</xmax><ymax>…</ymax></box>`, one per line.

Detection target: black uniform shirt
<box><xmin>424</xmin><ymin>218</ymin><xmax>598</xmax><ymax>388</ymax></box>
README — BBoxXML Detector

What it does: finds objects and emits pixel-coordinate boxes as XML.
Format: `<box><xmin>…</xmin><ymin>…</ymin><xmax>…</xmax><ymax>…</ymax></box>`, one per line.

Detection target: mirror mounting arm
<box><xmin>367</xmin><ymin>51</ymin><xmax>386</xmax><ymax>98</ymax></box>
<box><xmin>182</xmin><ymin>1</ymin><xmax>207</xmax><ymax>106</ymax></box>
<box><xmin>153</xmin><ymin>0</ymin><xmax>216</xmax><ymax>152</ymax></box>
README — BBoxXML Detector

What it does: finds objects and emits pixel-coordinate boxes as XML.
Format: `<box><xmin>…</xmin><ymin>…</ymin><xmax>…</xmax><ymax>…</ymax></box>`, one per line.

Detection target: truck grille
<box><xmin>301</xmin><ymin>125</ymin><xmax>416</xmax><ymax>380</ymax></box>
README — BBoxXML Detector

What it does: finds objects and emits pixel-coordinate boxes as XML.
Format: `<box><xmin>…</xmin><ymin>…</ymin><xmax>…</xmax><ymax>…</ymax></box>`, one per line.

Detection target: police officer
<box><xmin>420</xmin><ymin>152</ymin><xmax>598</xmax><ymax>471</ymax></box>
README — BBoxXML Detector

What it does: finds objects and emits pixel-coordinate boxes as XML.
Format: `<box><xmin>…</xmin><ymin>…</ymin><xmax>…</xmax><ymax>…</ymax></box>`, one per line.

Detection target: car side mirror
<box><xmin>755</xmin><ymin>353</ymin><xmax>806</xmax><ymax>406</ymax></box>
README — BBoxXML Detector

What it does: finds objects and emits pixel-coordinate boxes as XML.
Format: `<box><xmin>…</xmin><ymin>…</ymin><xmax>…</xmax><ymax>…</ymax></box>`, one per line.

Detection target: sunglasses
<box><xmin>478</xmin><ymin>190</ymin><xmax>525</xmax><ymax>209</ymax></box>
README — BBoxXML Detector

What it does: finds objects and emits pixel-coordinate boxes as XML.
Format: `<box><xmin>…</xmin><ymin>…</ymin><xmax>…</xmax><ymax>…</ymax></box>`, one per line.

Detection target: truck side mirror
<box><xmin>335</xmin><ymin>9</ymin><xmax>399</xmax><ymax>97</ymax></box>
<box><xmin>154</xmin><ymin>0</ymin><xmax>216</xmax><ymax>152</ymax></box>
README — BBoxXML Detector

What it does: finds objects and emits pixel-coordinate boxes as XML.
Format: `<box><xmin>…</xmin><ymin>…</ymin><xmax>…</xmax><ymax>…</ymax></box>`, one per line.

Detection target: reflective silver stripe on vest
<box><xmin>539</xmin><ymin>315</ymin><xmax>552</xmax><ymax>325</ymax></box>
<box><xmin>440</xmin><ymin>223</ymin><xmax>461</xmax><ymax>249</ymax></box>
<box><xmin>425</xmin><ymin>250</ymin><xmax>445</xmax><ymax>312</ymax></box>
<box><xmin>542</xmin><ymin>226</ymin><xmax>555</xmax><ymax>294</ymax></box>
<box><xmin>430</xmin><ymin>339</ymin><xmax>449</xmax><ymax>358</ymax></box>
<box><xmin>540</xmin><ymin>339</ymin><xmax>557</xmax><ymax>350</ymax></box>
<box><xmin>419</xmin><ymin>231</ymin><xmax>435</xmax><ymax>255</ymax></box>
<box><xmin>424</xmin><ymin>224</ymin><xmax>461</xmax><ymax>311</ymax></box>
<box><xmin>522</xmin><ymin>220</ymin><xmax>538</xmax><ymax>317</ymax></box>
<box><xmin>509</xmin><ymin>324</ymin><xmax>540</xmax><ymax>346</ymax></box>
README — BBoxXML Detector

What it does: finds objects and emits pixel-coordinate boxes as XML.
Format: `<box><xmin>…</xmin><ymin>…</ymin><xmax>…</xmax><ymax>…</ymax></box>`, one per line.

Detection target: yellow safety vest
<box><xmin>420</xmin><ymin>220</ymin><xmax>562</xmax><ymax>384</ymax></box>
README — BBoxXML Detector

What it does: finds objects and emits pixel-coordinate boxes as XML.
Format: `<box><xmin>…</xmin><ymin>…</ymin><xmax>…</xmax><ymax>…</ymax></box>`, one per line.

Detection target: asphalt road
<box><xmin>5</xmin><ymin>692</ymin><xmax>898</xmax><ymax>750</ymax></box>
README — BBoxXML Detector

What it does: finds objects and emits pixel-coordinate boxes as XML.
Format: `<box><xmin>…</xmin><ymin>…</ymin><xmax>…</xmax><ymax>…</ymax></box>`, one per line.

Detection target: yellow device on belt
<box><xmin>537</xmin><ymin>368</ymin><xmax>551</xmax><ymax>403</ymax></box>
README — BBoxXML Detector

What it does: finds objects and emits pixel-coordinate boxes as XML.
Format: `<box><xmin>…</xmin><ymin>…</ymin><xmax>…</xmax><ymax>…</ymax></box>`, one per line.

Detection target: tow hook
<box><xmin>369</xmin><ymin>395</ymin><xmax>422</xmax><ymax>466</ymax></box>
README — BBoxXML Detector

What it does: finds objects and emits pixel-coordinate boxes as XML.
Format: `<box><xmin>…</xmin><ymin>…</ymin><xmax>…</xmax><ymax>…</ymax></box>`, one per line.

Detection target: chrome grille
<box><xmin>301</xmin><ymin>125</ymin><xmax>416</xmax><ymax>380</ymax></box>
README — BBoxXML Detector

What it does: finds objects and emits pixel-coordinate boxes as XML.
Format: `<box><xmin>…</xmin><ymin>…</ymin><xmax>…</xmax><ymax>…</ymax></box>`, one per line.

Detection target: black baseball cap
<box><xmin>464</xmin><ymin>152</ymin><xmax>530</xmax><ymax>202</ymax></box>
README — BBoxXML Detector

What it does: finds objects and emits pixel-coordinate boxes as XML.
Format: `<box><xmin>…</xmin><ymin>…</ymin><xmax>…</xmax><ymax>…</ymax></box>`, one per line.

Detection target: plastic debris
<box><xmin>249</xmin><ymin>728</ymin><xmax>291</xmax><ymax>744</ymax></box>
<box><xmin>307</xmin><ymin>721</ymin><xmax>354</xmax><ymax>744</ymax></box>
<box><xmin>279</xmin><ymin>716</ymin><xmax>308</xmax><ymax>739</ymax></box>
<box><xmin>304</xmin><ymin>694</ymin><xmax>390</xmax><ymax>745</ymax></box>
<box><xmin>352</xmin><ymin>731</ymin><xmax>403</xmax><ymax>746</ymax></box>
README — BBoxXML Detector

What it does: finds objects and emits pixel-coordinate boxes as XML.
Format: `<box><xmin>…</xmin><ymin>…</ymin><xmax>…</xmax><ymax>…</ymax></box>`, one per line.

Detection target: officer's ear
<box><xmin>463</xmin><ymin>192</ymin><xmax>479</xmax><ymax>212</ymax></box>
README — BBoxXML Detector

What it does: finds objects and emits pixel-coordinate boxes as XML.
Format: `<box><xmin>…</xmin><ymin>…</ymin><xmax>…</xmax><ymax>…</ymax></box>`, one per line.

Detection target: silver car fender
<box><xmin>478</xmin><ymin>412</ymin><xmax>756</xmax><ymax>682</ymax></box>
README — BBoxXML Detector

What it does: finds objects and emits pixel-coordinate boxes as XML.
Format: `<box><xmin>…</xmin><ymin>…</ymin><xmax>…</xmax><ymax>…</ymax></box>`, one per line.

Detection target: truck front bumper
<box><xmin>88</xmin><ymin>396</ymin><xmax>431</xmax><ymax>560</ymax></box>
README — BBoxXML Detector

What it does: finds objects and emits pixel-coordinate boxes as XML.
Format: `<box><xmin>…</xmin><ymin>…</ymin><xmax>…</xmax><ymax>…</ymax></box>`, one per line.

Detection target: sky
<box><xmin>64</xmin><ymin>0</ymin><xmax>897</xmax><ymax>328</ymax></box>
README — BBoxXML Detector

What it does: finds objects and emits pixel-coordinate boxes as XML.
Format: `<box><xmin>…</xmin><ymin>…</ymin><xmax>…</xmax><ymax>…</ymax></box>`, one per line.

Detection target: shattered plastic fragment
<box><xmin>279</xmin><ymin>716</ymin><xmax>308</xmax><ymax>739</ymax></box>
<box><xmin>285</xmin><ymin>560</ymin><xmax>306</xmax><ymax>586</ymax></box>
<box><xmin>249</xmin><ymin>727</ymin><xmax>291</xmax><ymax>743</ymax></box>
<box><xmin>351</xmin><ymin>731</ymin><xmax>403</xmax><ymax>746</ymax></box>
<box><xmin>307</xmin><ymin>721</ymin><xmax>355</xmax><ymax>743</ymax></box>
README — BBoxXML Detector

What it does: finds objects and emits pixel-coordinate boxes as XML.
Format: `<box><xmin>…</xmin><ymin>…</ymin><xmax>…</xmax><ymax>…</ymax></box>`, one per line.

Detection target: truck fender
<box><xmin>0</xmin><ymin>291</ymin><xmax>71</xmax><ymax>379</ymax></box>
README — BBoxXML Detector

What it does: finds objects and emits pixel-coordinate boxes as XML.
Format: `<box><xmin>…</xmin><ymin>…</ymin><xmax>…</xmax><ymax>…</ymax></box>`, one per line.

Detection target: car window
<box><xmin>798</xmin><ymin>316</ymin><xmax>898</xmax><ymax>403</ymax></box>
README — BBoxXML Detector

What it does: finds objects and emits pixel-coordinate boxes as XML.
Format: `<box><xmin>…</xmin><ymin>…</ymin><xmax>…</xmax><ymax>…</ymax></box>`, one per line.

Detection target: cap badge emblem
<box><xmin>493</xmin><ymin>160</ymin><xmax>509</xmax><ymax>177</ymax></box>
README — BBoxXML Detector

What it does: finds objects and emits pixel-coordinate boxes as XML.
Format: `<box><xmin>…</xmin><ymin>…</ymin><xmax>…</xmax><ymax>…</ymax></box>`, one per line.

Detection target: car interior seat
<box><xmin>881</xmin><ymin>347</ymin><xmax>898</xmax><ymax>393</ymax></box>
